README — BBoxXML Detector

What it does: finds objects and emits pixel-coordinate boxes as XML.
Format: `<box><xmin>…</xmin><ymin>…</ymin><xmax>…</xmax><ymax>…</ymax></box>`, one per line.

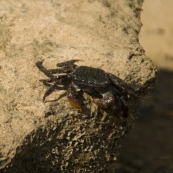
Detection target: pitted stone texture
<box><xmin>5</xmin><ymin>109</ymin><xmax>133</xmax><ymax>173</ymax></box>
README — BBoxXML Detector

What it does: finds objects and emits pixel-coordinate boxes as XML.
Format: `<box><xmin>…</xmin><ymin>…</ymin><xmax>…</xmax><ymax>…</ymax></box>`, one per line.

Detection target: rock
<box><xmin>0</xmin><ymin>0</ymin><xmax>156</xmax><ymax>172</ymax></box>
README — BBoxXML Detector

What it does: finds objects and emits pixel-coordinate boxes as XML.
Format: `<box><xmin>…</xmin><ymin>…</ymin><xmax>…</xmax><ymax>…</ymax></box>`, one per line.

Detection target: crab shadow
<box><xmin>42</xmin><ymin>71</ymin><xmax>141</xmax><ymax>119</ymax></box>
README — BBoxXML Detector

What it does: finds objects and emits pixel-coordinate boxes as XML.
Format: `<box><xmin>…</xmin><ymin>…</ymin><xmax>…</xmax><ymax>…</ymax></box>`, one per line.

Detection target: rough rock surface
<box><xmin>0</xmin><ymin>0</ymin><xmax>156</xmax><ymax>172</ymax></box>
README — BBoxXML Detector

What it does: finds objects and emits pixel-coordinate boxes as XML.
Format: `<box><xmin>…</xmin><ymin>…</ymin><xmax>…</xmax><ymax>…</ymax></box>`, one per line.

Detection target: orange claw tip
<box><xmin>68</xmin><ymin>99</ymin><xmax>83</xmax><ymax>112</ymax></box>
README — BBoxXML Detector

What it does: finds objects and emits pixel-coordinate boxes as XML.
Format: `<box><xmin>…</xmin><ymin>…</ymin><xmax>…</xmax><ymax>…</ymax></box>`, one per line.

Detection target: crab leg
<box><xmin>41</xmin><ymin>76</ymin><xmax>67</xmax><ymax>102</ymax></box>
<box><xmin>120</xmin><ymin>97</ymin><xmax>129</xmax><ymax>118</ymax></box>
<box><xmin>36</xmin><ymin>61</ymin><xmax>54</xmax><ymax>78</ymax></box>
<box><xmin>42</xmin><ymin>83</ymin><xmax>57</xmax><ymax>102</ymax></box>
<box><xmin>42</xmin><ymin>83</ymin><xmax>65</xmax><ymax>102</ymax></box>
<box><xmin>36</xmin><ymin>60</ymin><xmax>77</xmax><ymax>78</ymax></box>
<box><xmin>67</xmin><ymin>83</ymin><xmax>82</xmax><ymax>112</ymax></box>
<box><xmin>56</xmin><ymin>59</ymin><xmax>80</xmax><ymax>67</ymax></box>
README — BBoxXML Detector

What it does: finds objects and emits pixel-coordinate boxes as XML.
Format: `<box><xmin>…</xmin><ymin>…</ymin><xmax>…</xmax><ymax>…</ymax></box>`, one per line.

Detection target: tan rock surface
<box><xmin>0</xmin><ymin>0</ymin><xmax>156</xmax><ymax>172</ymax></box>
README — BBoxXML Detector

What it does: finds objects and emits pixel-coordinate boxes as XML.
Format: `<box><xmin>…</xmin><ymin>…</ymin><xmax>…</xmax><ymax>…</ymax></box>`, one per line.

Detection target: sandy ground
<box><xmin>140</xmin><ymin>0</ymin><xmax>173</xmax><ymax>70</ymax></box>
<box><xmin>116</xmin><ymin>0</ymin><xmax>173</xmax><ymax>172</ymax></box>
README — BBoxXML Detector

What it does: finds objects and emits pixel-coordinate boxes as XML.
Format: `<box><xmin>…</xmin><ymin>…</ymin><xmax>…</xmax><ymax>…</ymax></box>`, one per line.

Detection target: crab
<box><xmin>36</xmin><ymin>60</ymin><xmax>136</xmax><ymax>117</ymax></box>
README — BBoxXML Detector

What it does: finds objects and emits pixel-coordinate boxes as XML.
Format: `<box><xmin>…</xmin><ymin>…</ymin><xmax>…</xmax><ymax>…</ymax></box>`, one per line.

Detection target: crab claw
<box><xmin>91</xmin><ymin>97</ymin><xmax>110</xmax><ymax>108</ymax></box>
<box><xmin>90</xmin><ymin>92</ymin><xmax>116</xmax><ymax>109</ymax></box>
<box><xmin>68</xmin><ymin>98</ymin><xmax>82</xmax><ymax>112</ymax></box>
<box><xmin>67</xmin><ymin>83</ymin><xmax>83</xmax><ymax>112</ymax></box>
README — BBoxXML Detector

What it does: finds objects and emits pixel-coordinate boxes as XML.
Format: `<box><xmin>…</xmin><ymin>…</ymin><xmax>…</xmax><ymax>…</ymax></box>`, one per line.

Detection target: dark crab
<box><xmin>36</xmin><ymin>60</ymin><xmax>136</xmax><ymax>117</ymax></box>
